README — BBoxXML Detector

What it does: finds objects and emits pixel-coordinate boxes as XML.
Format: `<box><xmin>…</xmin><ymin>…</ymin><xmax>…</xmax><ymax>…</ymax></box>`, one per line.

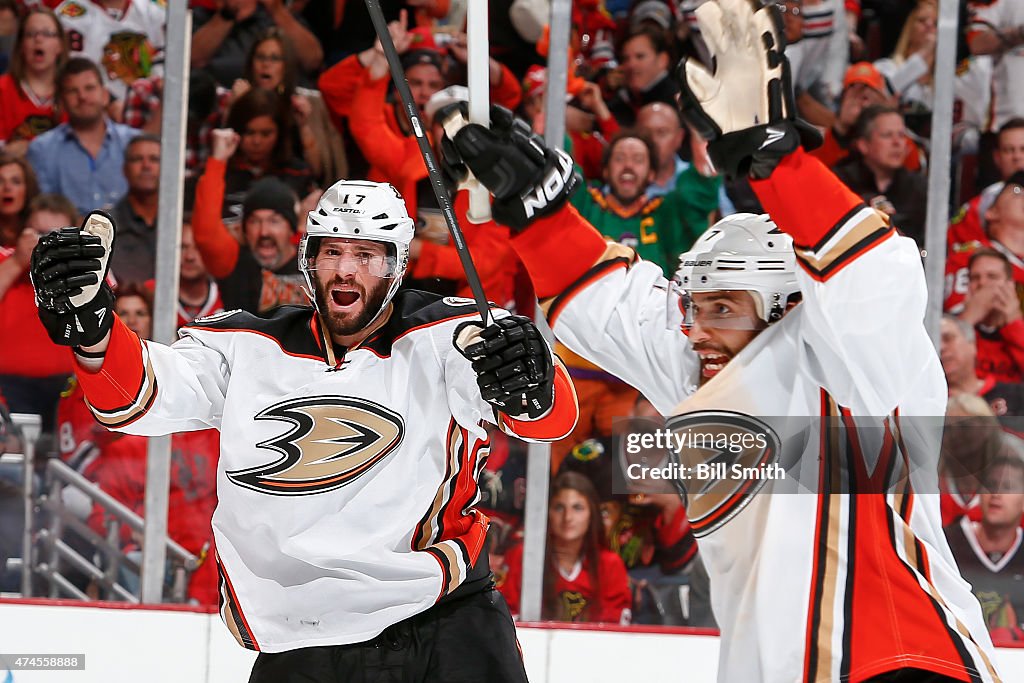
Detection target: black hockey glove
<box><xmin>440</xmin><ymin>104</ymin><xmax>580</xmax><ymax>232</ymax></box>
<box><xmin>454</xmin><ymin>315</ymin><xmax>555</xmax><ymax>420</ymax></box>
<box><xmin>30</xmin><ymin>212</ymin><xmax>116</xmax><ymax>348</ymax></box>
<box><xmin>675</xmin><ymin>0</ymin><xmax>821</xmax><ymax>180</ymax></box>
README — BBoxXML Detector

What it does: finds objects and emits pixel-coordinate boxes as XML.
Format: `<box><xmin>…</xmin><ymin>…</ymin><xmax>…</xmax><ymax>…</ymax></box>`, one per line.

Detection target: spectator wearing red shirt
<box><xmin>217</xmin><ymin>87</ymin><xmax>315</xmax><ymax>223</ymax></box>
<box><xmin>0</xmin><ymin>7</ymin><xmax>67</xmax><ymax>156</ymax></box>
<box><xmin>343</xmin><ymin>15</ymin><xmax>521</xmax><ymax>217</ymax></box>
<box><xmin>953</xmin><ymin>248</ymin><xmax>1024</xmax><ymax>384</ymax></box>
<box><xmin>0</xmin><ymin>153</ymin><xmax>40</xmax><ymax>247</ymax></box>
<box><xmin>946</xmin><ymin>173</ymin><xmax>1024</xmax><ymax>314</ymax></box>
<box><xmin>0</xmin><ymin>193</ymin><xmax>80</xmax><ymax>430</ymax></box>
<box><xmin>946</xmin><ymin>120</ymin><xmax>1024</xmax><ymax>302</ymax></box>
<box><xmin>87</xmin><ymin>428</ymin><xmax>220</xmax><ymax>604</ymax></box>
<box><xmin>500</xmin><ymin>472</ymin><xmax>632</xmax><ymax>624</ymax></box>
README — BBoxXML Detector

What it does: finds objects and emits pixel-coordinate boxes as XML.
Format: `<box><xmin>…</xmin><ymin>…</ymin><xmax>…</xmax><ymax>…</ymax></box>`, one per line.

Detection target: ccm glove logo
<box><xmin>521</xmin><ymin>150</ymin><xmax>574</xmax><ymax>220</ymax></box>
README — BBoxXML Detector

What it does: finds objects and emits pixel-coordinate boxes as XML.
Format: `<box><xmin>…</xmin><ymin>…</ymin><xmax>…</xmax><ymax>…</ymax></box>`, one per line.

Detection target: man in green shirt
<box><xmin>571</xmin><ymin>130</ymin><xmax>722</xmax><ymax>275</ymax></box>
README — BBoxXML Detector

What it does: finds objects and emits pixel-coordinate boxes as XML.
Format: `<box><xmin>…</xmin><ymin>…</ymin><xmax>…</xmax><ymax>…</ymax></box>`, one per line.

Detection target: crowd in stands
<box><xmin>0</xmin><ymin>0</ymin><xmax>1022</xmax><ymax>644</ymax></box>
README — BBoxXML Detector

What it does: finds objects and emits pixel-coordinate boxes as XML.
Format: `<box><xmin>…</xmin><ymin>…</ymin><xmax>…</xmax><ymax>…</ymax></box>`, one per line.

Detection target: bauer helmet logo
<box><xmin>227</xmin><ymin>396</ymin><xmax>405</xmax><ymax>495</ymax></box>
<box><xmin>522</xmin><ymin>151</ymin><xmax>574</xmax><ymax>219</ymax></box>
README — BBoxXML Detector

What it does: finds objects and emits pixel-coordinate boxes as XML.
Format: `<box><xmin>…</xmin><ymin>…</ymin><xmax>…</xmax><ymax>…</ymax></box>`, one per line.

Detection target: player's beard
<box><xmin>314</xmin><ymin>276</ymin><xmax>392</xmax><ymax>338</ymax></box>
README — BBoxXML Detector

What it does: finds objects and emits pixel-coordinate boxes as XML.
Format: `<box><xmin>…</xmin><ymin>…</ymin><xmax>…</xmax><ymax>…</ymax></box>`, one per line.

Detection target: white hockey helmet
<box><xmin>299</xmin><ymin>180</ymin><xmax>415</xmax><ymax>316</ymax></box>
<box><xmin>674</xmin><ymin>213</ymin><xmax>800</xmax><ymax>325</ymax></box>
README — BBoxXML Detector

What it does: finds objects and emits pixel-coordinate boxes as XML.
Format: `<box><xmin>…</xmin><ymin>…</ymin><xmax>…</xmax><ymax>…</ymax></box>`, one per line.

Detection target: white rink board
<box><xmin>0</xmin><ymin>601</ymin><xmax>1022</xmax><ymax>682</ymax></box>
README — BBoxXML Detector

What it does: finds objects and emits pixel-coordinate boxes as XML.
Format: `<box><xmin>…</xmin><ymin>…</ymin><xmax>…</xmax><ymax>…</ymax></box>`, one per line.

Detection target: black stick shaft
<box><xmin>364</xmin><ymin>0</ymin><xmax>490</xmax><ymax>324</ymax></box>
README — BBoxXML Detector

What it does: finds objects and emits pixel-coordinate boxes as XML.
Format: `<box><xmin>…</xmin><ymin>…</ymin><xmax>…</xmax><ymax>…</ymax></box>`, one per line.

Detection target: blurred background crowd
<box><xmin>0</xmin><ymin>0</ymin><xmax>1023</xmax><ymax>645</ymax></box>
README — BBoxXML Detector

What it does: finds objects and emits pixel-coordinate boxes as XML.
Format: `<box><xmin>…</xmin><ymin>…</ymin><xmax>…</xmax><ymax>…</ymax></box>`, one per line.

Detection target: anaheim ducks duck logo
<box><xmin>227</xmin><ymin>396</ymin><xmax>405</xmax><ymax>495</ymax></box>
<box><xmin>664</xmin><ymin>410</ymin><xmax>781</xmax><ymax>538</ymax></box>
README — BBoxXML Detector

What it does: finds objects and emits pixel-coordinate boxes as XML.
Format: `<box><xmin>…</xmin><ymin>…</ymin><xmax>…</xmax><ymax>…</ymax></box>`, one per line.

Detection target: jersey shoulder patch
<box><xmin>185</xmin><ymin>305</ymin><xmax>323</xmax><ymax>358</ymax></box>
<box><xmin>191</xmin><ymin>309</ymin><xmax>244</xmax><ymax>327</ymax></box>
<box><xmin>362</xmin><ymin>290</ymin><xmax>499</xmax><ymax>357</ymax></box>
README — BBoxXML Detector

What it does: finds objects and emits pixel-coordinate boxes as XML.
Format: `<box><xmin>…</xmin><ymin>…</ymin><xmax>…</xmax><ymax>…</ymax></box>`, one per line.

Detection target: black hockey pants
<box><xmin>247</xmin><ymin>587</ymin><xmax>529</xmax><ymax>683</ymax></box>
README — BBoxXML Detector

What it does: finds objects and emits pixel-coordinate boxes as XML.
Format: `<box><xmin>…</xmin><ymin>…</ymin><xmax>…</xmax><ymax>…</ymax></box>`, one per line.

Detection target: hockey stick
<box><xmin>364</xmin><ymin>0</ymin><xmax>490</xmax><ymax>325</ymax></box>
<box><xmin>465</xmin><ymin>0</ymin><xmax>491</xmax><ymax>224</ymax></box>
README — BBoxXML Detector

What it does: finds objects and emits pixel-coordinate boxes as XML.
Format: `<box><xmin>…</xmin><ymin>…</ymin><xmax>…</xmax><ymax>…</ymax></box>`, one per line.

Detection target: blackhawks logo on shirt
<box><xmin>60</xmin><ymin>1</ymin><xmax>87</xmax><ymax>18</ymax></box>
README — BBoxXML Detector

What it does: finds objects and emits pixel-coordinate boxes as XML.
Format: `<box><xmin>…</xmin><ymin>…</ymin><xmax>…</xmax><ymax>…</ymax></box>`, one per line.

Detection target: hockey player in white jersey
<box><xmin>439</xmin><ymin>0</ymin><xmax>1002</xmax><ymax>681</ymax></box>
<box><xmin>28</xmin><ymin>180</ymin><xmax>579</xmax><ymax>682</ymax></box>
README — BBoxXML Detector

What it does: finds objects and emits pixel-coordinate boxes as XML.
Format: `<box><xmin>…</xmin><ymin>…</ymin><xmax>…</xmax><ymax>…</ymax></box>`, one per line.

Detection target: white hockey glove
<box><xmin>676</xmin><ymin>0</ymin><xmax>821</xmax><ymax>180</ymax></box>
<box><xmin>31</xmin><ymin>212</ymin><xmax>116</xmax><ymax>348</ymax></box>
<box><xmin>454</xmin><ymin>315</ymin><xmax>555</xmax><ymax>420</ymax></box>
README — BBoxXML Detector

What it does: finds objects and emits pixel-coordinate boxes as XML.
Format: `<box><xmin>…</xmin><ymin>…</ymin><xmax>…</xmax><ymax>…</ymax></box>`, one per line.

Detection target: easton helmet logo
<box><xmin>227</xmin><ymin>396</ymin><xmax>405</xmax><ymax>495</ymax></box>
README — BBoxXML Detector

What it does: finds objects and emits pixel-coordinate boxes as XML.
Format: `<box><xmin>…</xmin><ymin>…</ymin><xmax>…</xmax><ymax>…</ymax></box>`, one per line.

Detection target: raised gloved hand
<box><xmin>30</xmin><ymin>212</ymin><xmax>116</xmax><ymax>348</ymax></box>
<box><xmin>439</xmin><ymin>103</ymin><xmax>580</xmax><ymax>231</ymax></box>
<box><xmin>676</xmin><ymin>0</ymin><xmax>822</xmax><ymax>180</ymax></box>
<box><xmin>454</xmin><ymin>315</ymin><xmax>555</xmax><ymax>420</ymax></box>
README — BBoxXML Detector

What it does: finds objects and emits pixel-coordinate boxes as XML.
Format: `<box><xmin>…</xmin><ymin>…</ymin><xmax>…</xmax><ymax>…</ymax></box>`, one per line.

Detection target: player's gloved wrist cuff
<box><xmin>38</xmin><ymin>284</ymin><xmax>114</xmax><ymax>347</ymax></box>
<box><xmin>708</xmin><ymin>121</ymin><xmax>823</xmax><ymax>181</ymax></box>
<box><xmin>493</xmin><ymin>152</ymin><xmax>581</xmax><ymax>232</ymax></box>
<box><xmin>491</xmin><ymin>385</ymin><xmax>555</xmax><ymax>421</ymax></box>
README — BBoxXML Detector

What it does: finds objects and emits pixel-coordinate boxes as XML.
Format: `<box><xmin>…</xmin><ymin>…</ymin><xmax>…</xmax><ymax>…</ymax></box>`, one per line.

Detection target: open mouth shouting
<box><xmin>697</xmin><ymin>350</ymin><xmax>730</xmax><ymax>380</ymax></box>
<box><xmin>616</xmin><ymin>170</ymin><xmax>639</xmax><ymax>190</ymax></box>
<box><xmin>254</xmin><ymin>238</ymin><xmax>280</xmax><ymax>264</ymax></box>
<box><xmin>329</xmin><ymin>286</ymin><xmax>362</xmax><ymax>313</ymax></box>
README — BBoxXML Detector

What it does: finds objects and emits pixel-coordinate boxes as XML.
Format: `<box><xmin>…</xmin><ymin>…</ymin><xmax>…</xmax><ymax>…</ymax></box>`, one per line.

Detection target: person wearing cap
<box><xmin>191</xmin><ymin>127</ymin><xmax>308</xmax><ymax>314</ymax></box>
<box><xmin>809</xmin><ymin>61</ymin><xmax>923</xmax><ymax>172</ymax></box>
